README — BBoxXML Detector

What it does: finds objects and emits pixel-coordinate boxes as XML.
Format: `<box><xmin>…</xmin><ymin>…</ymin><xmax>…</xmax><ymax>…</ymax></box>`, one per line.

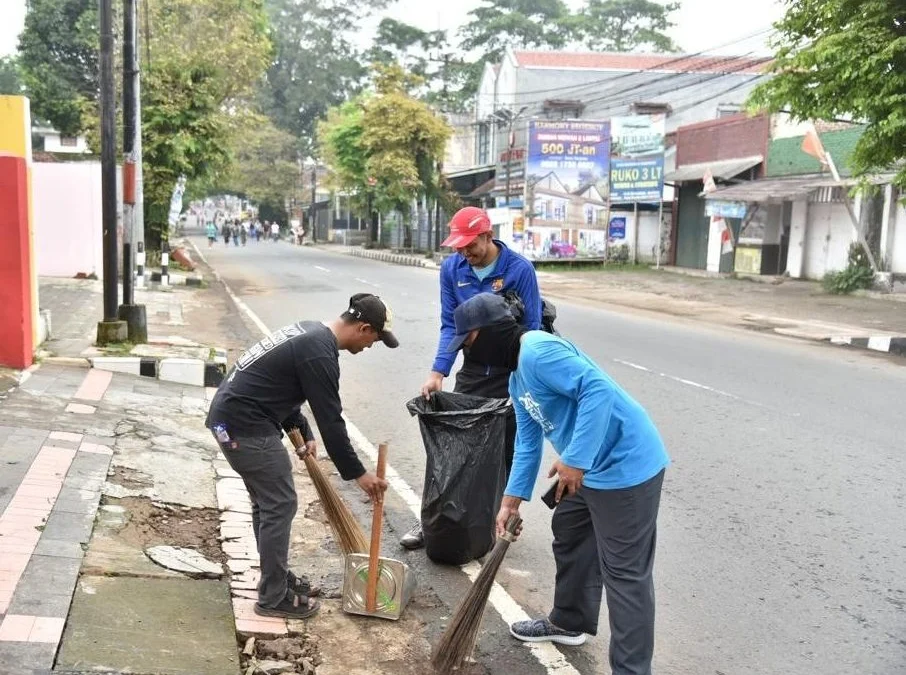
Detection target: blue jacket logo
<box><xmin>519</xmin><ymin>392</ymin><xmax>554</xmax><ymax>433</ymax></box>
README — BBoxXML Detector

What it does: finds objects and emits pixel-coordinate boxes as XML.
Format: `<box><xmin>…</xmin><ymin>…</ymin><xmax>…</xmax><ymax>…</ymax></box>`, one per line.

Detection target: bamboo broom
<box><xmin>287</xmin><ymin>427</ymin><xmax>368</xmax><ymax>555</ymax></box>
<box><xmin>431</xmin><ymin>515</ymin><xmax>523</xmax><ymax>673</ymax></box>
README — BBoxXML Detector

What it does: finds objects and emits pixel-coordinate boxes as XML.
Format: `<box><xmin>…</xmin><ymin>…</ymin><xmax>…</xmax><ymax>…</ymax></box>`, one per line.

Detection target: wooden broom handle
<box><xmin>365</xmin><ymin>442</ymin><xmax>388</xmax><ymax>612</ymax></box>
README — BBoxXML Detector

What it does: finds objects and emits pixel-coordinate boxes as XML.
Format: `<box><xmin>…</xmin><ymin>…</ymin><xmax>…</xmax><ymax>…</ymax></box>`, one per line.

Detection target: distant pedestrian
<box><xmin>253</xmin><ymin>220</ymin><xmax>262</xmax><ymax>243</ymax></box>
<box><xmin>232</xmin><ymin>220</ymin><xmax>240</xmax><ymax>247</ymax></box>
<box><xmin>222</xmin><ymin>222</ymin><xmax>231</xmax><ymax>246</ymax></box>
<box><xmin>240</xmin><ymin>221</ymin><xmax>248</xmax><ymax>246</ymax></box>
<box><xmin>270</xmin><ymin>221</ymin><xmax>280</xmax><ymax>242</ymax></box>
<box><xmin>205</xmin><ymin>222</ymin><xmax>217</xmax><ymax>248</ymax></box>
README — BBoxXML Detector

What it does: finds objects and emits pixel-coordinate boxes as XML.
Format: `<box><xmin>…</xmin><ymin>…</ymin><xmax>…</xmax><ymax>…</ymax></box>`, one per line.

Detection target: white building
<box><xmin>446</xmin><ymin>47</ymin><xmax>771</xmax><ymax>261</ymax></box>
<box><xmin>32</xmin><ymin>124</ymin><xmax>90</xmax><ymax>154</ymax></box>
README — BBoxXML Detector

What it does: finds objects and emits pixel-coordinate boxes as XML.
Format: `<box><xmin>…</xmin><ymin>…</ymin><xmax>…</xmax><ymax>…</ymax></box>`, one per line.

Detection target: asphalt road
<box><xmin>193</xmin><ymin>234</ymin><xmax>906</xmax><ymax>675</ymax></box>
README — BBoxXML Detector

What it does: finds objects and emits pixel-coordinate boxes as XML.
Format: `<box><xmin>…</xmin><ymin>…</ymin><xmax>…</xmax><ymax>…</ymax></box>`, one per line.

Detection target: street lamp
<box><xmin>492</xmin><ymin>105</ymin><xmax>528</xmax><ymax>209</ymax></box>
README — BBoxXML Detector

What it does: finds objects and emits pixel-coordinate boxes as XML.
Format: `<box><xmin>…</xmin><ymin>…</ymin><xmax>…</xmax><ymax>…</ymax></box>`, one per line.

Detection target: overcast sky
<box><xmin>0</xmin><ymin>0</ymin><xmax>785</xmax><ymax>59</ymax></box>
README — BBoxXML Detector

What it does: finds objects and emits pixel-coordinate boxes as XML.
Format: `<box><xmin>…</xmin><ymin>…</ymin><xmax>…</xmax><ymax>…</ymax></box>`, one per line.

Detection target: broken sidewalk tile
<box><xmin>145</xmin><ymin>546</ymin><xmax>224</xmax><ymax>578</ymax></box>
<box><xmin>64</xmin><ymin>403</ymin><xmax>96</xmax><ymax>415</ymax></box>
<box><xmin>254</xmin><ymin>659</ymin><xmax>296</xmax><ymax>674</ymax></box>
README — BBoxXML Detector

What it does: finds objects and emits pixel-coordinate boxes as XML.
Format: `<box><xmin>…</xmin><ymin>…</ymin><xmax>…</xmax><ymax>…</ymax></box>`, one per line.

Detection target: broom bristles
<box><xmin>432</xmin><ymin>517</ymin><xmax>521</xmax><ymax>674</ymax></box>
<box><xmin>288</xmin><ymin>428</ymin><xmax>368</xmax><ymax>555</ymax></box>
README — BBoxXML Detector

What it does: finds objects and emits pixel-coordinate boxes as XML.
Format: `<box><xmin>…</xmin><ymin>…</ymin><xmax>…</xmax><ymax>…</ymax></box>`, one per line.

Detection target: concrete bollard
<box><xmin>136</xmin><ymin>241</ymin><xmax>145</xmax><ymax>289</ymax></box>
<box><xmin>160</xmin><ymin>242</ymin><xmax>169</xmax><ymax>287</ymax></box>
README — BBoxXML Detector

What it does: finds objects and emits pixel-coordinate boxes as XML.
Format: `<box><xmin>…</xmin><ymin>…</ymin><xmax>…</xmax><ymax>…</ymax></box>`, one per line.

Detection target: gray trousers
<box><xmin>218</xmin><ymin>434</ymin><xmax>297</xmax><ymax>608</ymax></box>
<box><xmin>549</xmin><ymin>469</ymin><xmax>665</xmax><ymax>675</ymax></box>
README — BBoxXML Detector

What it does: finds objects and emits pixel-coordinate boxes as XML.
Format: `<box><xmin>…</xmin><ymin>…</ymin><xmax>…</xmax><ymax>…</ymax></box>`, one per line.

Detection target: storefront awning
<box><xmin>468</xmin><ymin>178</ymin><xmax>497</xmax><ymax>198</ymax></box>
<box><xmin>666</xmin><ymin>155</ymin><xmax>763</xmax><ymax>182</ymax></box>
<box><xmin>703</xmin><ymin>174</ymin><xmax>851</xmax><ymax>203</ymax></box>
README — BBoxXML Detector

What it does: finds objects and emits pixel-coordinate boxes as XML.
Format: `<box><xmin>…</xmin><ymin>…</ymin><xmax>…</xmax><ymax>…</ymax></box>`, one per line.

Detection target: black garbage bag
<box><xmin>406</xmin><ymin>391</ymin><xmax>512</xmax><ymax>565</ymax></box>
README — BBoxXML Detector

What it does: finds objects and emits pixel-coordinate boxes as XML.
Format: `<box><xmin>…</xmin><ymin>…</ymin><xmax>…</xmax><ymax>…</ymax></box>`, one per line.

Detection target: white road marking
<box><xmin>354</xmin><ymin>277</ymin><xmax>380</xmax><ymax>288</ymax></box>
<box><xmin>208</xmin><ymin>249</ymin><xmax>579</xmax><ymax>675</ymax></box>
<box><xmin>613</xmin><ymin>358</ymin><xmax>650</xmax><ymax>372</ymax></box>
<box><xmin>613</xmin><ymin>356</ymin><xmax>742</xmax><ymax>400</ymax></box>
<box><xmin>315</xmin><ymin>265</ymin><xmax>331</xmax><ymax>273</ymax></box>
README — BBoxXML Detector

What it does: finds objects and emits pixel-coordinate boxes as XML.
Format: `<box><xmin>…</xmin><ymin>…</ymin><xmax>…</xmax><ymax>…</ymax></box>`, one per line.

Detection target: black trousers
<box><xmin>217</xmin><ymin>434</ymin><xmax>297</xmax><ymax>608</ymax></box>
<box><xmin>550</xmin><ymin>469</ymin><xmax>665</xmax><ymax>675</ymax></box>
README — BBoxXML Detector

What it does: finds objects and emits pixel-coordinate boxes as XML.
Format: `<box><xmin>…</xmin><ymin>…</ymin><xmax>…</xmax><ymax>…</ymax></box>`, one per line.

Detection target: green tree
<box><xmin>17</xmin><ymin>0</ymin><xmax>98</xmax><ymax>135</ymax></box>
<box><xmin>749</xmin><ymin>0</ymin><xmax>906</xmax><ymax>190</ymax></box>
<box><xmin>258</xmin><ymin>0</ymin><xmax>389</xmax><ymax>156</ymax></box>
<box><xmin>318</xmin><ymin>65</ymin><xmax>453</xmax><ymax>244</ymax></box>
<box><xmin>366</xmin><ymin>18</ymin><xmax>446</xmax><ymax>82</ymax></box>
<box><xmin>455</xmin><ymin>0</ymin><xmax>584</xmax><ymax>106</ymax></box>
<box><xmin>459</xmin><ymin>0</ymin><xmax>572</xmax><ymax>63</ymax></box>
<box><xmin>223</xmin><ymin>112</ymin><xmax>300</xmax><ymax>208</ymax></box>
<box><xmin>570</xmin><ymin>0</ymin><xmax>680</xmax><ymax>52</ymax></box>
<box><xmin>141</xmin><ymin>0</ymin><xmax>271</xmax><ymax>248</ymax></box>
<box><xmin>0</xmin><ymin>56</ymin><xmax>24</xmax><ymax>95</ymax></box>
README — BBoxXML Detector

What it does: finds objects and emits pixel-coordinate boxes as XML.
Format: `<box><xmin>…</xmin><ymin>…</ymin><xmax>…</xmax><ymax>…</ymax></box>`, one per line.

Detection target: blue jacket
<box><xmin>506</xmin><ymin>332</ymin><xmax>670</xmax><ymax>499</ymax></box>
<box><xmin>431</xmin><ymin>240</ymin><xmax>542</xmax><ymax>376</ymax></box>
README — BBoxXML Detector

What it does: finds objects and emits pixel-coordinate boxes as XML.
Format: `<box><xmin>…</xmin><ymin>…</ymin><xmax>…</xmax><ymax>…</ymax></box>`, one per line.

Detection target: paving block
<box><xmin>89</xmin><ymin>357</ymin><xmax>142</xmax><ymax>376</ymax></box>
<box><xmin>0</xmin><ymin>638</ymin><xmax>57</xmax><ymax>672</ymax></box>
<box><xmin>41</xmin><ymin>511</ymin><xmax>95</xmax><ymax>544</ymax></box>
<box><xmin>158</xmin><ymin>358</ymin><xmax>205</xmax><ymax>386</ymax></box>
<box><xmin>56</xmin><ymin>576</ymin><xmax>240</xmax><ymax>675</ymax></box>
<box><xmin>33</xmin><ymin>538</ymin><xmax>85</xmax><ymax>560</ymax></box>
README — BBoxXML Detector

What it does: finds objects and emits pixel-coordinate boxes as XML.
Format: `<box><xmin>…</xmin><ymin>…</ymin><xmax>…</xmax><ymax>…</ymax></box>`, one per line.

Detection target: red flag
<box><xmin>801</xmin><ymin>129</ymin><xmax>827</xmax><ymax>165</ymax></box>
<box><xmin>714</xmin><ymin>217</ymin><xmax>734</xmax><ymax>254</ymax></box>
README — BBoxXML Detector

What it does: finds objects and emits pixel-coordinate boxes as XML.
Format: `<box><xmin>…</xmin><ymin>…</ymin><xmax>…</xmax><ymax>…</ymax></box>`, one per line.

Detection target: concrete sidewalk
<box><xmin>0</xmin><ymin>243</ymin><xmax>444</xmax><ymax>675</ymax></box>
<box><xmin>0</xmin><ymin>363</ymin><xmax>242</xmax><ymax>675</ymax></box>
<box><xmin>322</xmin><ymin>244</ymin><xmax>906</xmax><ymax>357</ymax></box>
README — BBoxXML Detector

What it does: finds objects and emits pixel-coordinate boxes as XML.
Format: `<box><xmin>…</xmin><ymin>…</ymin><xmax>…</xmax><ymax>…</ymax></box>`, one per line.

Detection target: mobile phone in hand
<box><xmin>541</xmin><ymin>480</ymin><xmax>560</xmax><ymax>509</ymax></box>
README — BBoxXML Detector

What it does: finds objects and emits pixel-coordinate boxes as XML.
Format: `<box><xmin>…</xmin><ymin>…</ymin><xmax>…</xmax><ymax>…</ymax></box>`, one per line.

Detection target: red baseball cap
<box><xmin>441</xmin><ymin>207</ymin><xmax>492</xmax><ymax>249</ymax></box>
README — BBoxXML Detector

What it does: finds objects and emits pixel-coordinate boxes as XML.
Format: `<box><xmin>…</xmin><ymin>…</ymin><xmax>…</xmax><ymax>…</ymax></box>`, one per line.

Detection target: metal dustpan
<box><xmin>342</xmin><ymin>442</ymin><xmax>415</xmax><ymax>620</ymax></box>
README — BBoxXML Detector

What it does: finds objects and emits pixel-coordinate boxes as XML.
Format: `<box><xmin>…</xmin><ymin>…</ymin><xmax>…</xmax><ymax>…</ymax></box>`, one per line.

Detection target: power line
<box><xmin>446</xmin><ymin>51</ymin><xmax>768</xmax><ymax>133</ymax></box>
<box><xmin>472</xmin><ymin>26</ymin><xmax>775</xmax><ymax>102</ymax></box>
<box><xmin>446</xmin><ymin>69</ymin><xmax>766</xmax><ymax>146</ymax></box>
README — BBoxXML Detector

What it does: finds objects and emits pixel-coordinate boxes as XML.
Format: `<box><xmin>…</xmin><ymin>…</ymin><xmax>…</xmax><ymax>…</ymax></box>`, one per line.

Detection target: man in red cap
<box><xmin>399</xmin><ymin>206</ymin><xmax>542</xmax><ymax>550</ymax></box>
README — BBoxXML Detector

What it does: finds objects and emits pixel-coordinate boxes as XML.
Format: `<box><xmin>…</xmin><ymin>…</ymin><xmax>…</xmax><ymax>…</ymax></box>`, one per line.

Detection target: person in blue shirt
<box><xmin>447</xmin><ymin>292</ymin><xmax>669</xmax><ymax>675</ymax></box>
<box><xmin>400</xmin><ymin>206</ymin><xmax>542</xmax><ymax>551</ymax></box>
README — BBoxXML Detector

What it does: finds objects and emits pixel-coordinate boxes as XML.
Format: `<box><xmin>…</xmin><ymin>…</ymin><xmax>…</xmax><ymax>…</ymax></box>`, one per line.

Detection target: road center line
<box><xmin>205</xmin><ymin>244</ymin><xmax>578</xmax><ymax>675</ymax></box>
<box><xmin>315</xmin><ymin>265</ymin><xmax>331</xmax><ymax>273</ymax></box>
<box><xmin>354</xmin><ymin>277</ymin><xmax>380</xmax><ymax>288</ymax></box>
<box><xmin>611</xmin><ymin>357</ymin><xmax>794</xmax><ymax>416</ymax></box>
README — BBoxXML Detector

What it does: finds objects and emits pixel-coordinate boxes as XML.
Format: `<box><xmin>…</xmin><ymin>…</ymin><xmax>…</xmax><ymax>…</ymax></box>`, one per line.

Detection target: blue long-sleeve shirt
<box><xmin>431</xmin><ymin>240</ymin><xmax>542</xmax><ymax>376</ymax></box>
<box><xmin>506</xmin><ymin>331</ymin><xmax>670</xmax><ymax>500</ymax></box>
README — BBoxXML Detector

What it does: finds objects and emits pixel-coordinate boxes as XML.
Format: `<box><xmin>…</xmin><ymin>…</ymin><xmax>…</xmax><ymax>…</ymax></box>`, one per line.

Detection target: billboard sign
<box><xmin>608</xmin><ymin>216</ymin><xmax>627</xmax><ymax>239</ymax></box>
<box><xmin>495</xmin><ymin>146</ymin><xmax>526</xmax><ymax>192</ymax></box>
<box><xmin>610</xmin><ymin>115</ymin><xmax>666</xmax><ymax>203</ymax></box>
<box><xmin>526</xmin><ymin>120</ymin><xmax>611</xmax><ymax>196</ymax></box>
<box><xmin>706</xmin><ymin>200</ymin><xmax>748</xmax><ymax>219</ymax></box>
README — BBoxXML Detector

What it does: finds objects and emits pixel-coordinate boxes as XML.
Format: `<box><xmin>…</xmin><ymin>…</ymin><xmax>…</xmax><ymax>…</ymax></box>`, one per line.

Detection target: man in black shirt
<box><xmin>206</xmin><ymin>293</ymin><xmax>397</xmax><ymax>619</ymax></box>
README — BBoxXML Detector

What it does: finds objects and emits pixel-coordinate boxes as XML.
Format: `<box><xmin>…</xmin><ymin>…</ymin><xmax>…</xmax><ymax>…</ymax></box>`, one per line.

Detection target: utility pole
<box><xmin>96</xmin><ymin>0</ymin><xmax>127</xmax><ymax>345</ymax></box>
<box><xmin>117</xmin><ymin>0</ymin><xmax>147</xmax><ymax>342</ymax></box>
<box><xmin>494</xmin><ymin>106</ymin><xmax>528</xmax><ymax>211</ymax></box>
<box><xmin>309</xmin><ymin>165</ymin><xmax>317</xmax><ymax>243</ymax></box>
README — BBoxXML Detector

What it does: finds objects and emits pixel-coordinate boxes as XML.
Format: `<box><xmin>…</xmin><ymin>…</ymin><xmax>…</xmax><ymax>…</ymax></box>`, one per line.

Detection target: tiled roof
<box><xmin>512</xmin><ymin>50</ymin><xmax>770</xmax><ymax>74</ymax></box>
<box><xmin>766</xmin><ymin>125</ymin><xmax>866</xmax><ymax>178</ymax></box>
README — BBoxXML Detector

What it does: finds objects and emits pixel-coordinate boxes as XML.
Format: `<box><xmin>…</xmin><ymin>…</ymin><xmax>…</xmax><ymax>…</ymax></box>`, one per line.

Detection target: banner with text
<box><xmin>609</xmin><ymin>115</ymin><xmax>665</xmax><ymax>203</ymax></box>
<box><xmin>527</xmin><ymin>120</ymin><xmax>611</xmax><ymax>196</ymax></box>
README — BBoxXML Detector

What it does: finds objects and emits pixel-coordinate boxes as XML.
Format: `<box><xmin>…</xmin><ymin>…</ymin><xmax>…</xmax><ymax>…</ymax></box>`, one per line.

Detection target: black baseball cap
<box><xmin>344</xmin><ymin>293</ymin><xmax>399</xmax><ymax>348</ymax></box>
<box><xmin>446</xmin><ymin>293</ymin><xmax>514</xmax><ymax>353</ymax></box>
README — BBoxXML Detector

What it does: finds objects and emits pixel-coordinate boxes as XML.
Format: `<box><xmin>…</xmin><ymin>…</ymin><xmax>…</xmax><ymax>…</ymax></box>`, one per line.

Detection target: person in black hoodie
<box><xmin>206</xmin><ymin>293</ymin><xmax>398</xmax><ymax>619</ymax></box>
